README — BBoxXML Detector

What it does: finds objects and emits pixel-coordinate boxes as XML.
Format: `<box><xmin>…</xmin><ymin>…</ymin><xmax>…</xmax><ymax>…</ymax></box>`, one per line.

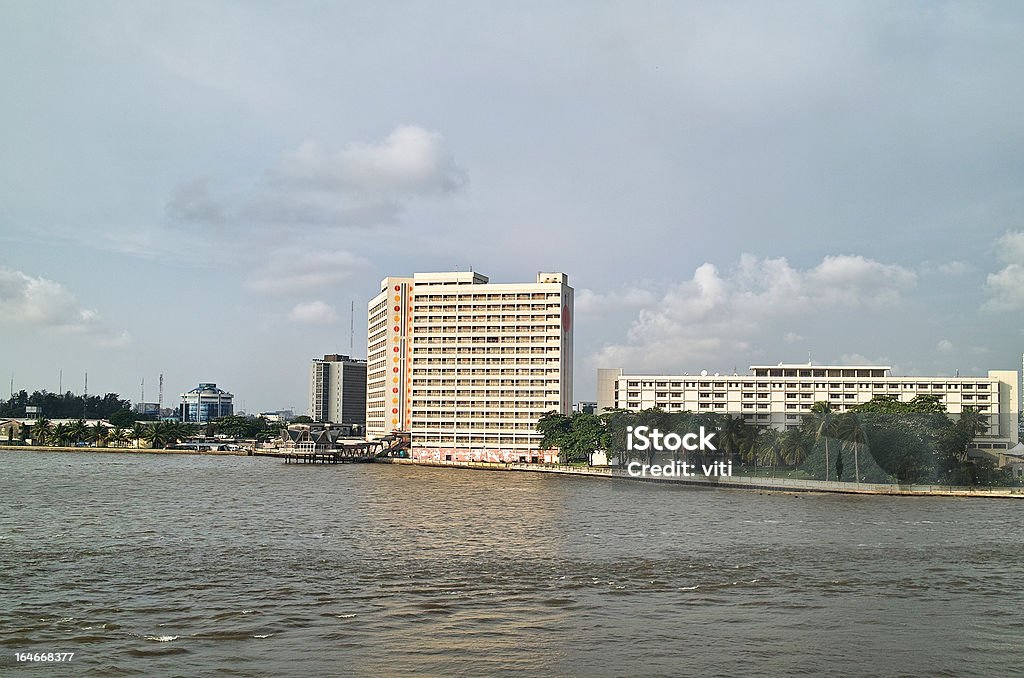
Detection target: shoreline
<box><xmin>4</xmin><ymin>446</ymin><xmax>1022</xmax><ymax>497</ymax></box>
<box><xmin>0</xmin><ymin>445</ymin><xmax>248</xmax><ymax>456</ymax></box>
<box><xmin>378</xmin><ymin>457</ymin><xmax>1024</xmax><ymax>498</ymax></box>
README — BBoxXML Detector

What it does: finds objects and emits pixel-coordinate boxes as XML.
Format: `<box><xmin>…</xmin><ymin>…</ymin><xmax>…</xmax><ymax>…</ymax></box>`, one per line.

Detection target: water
<box><xmin>1</xmin><ymin>451</ymin><xmax>1022</xmax><ymax>676</ymax></box>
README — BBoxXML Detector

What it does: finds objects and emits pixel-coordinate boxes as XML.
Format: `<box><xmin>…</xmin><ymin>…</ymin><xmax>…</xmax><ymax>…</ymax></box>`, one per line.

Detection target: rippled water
<box><xmin>2</xmin><ymin>451</ymin><xmax>1023</xmax><ymax>676</ymax></box>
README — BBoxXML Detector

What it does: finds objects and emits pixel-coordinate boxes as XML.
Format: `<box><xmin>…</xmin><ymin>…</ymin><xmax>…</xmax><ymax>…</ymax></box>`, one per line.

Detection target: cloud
<box><xmin>936</xmin><ymin>339</ymin><xmax>954</xmax><ymax>353</ymax></box>
<box><xmin>0</xmin><ymin>267</ymin><xmax>131</xmax><ymax>347</ymax></box>
<box><xmin>783</xmin><ymin>332</ymin><xmax>804</xmax><ymax>343</ymax></box>
<box><xmin>166</xmin><ymin>125</ymin><xmax>465</xmax><ymax>231</ymax></box>
<box><xmin>983</xmin><ymin>231</ymin><xmax>1024</xmax><ymax>311</ymax></box>
<box><xmin>591</xmin><ymin>254</ymin><xmax>916</xmax><ymax>371</ymax></box>
<box><xmin>287</xmin><ymin>301</ymin><xmax>339</xmax><ymax>324</ymax></box>
<box><xmin>247</xmin><ymin>248</ymin><xmax>371</xmax><ymax>295</ymax></box>
<box><xmin>276</xmin><ymin>125</ymin><xmax>465</xmax><ymax>195</ymax></box>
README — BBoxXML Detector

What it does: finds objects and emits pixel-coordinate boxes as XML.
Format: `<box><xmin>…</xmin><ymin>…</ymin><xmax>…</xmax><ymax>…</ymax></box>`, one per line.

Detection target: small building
<box><xmin>179</xmin><ymin>383</ymin><xmax>234</xmax><ymax>423</ymax></box>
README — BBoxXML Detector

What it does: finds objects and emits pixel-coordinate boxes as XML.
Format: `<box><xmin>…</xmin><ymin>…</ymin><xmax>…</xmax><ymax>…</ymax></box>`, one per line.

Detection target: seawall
<box><xmin>377</xmin><ymin>458</ymin><xmax>1024</xmax><ymax>498</ymax></box>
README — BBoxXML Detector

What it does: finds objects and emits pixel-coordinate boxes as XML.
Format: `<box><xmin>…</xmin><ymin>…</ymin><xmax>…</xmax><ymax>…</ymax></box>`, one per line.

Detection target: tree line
<box><xmin>0</xmin><ymin>390</ymin><xmax>130</xmax><ymax>419</ymax></box>
<box><xmin>537</xmin><ymin>394</ymin><xmax>1010</xmax><ymax>486</ymax></box>
<box><xmin>18</xmin><ymin>414</ymin><xmax>284</xmax><ymax>449</ymax></box>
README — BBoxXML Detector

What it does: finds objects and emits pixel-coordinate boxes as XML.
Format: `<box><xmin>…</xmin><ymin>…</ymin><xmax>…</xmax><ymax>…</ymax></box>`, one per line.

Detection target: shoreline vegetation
<box><xmin>0</xmin><ymin>444</ymin><xmax>247</xmax><ymax>456</ymax></box>
<box><xmin>537</xmin><ymin>395</ymin><xmax>1022</xmax><ymax>488</ymax></box>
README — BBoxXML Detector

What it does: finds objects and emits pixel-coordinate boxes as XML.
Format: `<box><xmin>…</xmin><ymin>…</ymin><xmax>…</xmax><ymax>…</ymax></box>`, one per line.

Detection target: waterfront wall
<box><xmin>379</xmin><ymin>458</ymin><xmax>1024</xmax><ymax>498</ymax></box>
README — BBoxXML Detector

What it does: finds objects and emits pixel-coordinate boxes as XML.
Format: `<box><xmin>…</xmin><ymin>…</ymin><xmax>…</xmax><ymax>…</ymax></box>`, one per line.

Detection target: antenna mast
<box><xmin>158</xmin><ymin>374</ymin><xmax>164</xmax><ymax>417</ymax></box>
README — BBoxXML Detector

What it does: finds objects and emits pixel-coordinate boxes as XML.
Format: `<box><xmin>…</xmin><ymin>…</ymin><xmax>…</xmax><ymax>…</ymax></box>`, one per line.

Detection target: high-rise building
<box><xmin>179</xmin><ymin>383</ymin><xmax>234</xmax><ymax>423</ymax></box>
<box><xmin>309</xmin><ymin>354</ymin><xmax>367</xmax><ymax>425</ymax></box>
<box><xmin>367</xmin><ymin>271</ymin><xmax>573</xmax><ymax>462</ymax></box>
<box><xmin>598</xmin><ymin>363</ymin><xmax>1020</xmax><ymax>451</ymax></box>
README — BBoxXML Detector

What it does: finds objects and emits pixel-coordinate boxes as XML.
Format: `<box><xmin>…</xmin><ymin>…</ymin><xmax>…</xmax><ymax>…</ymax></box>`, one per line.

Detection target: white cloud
<box><xmin>783</xmin><ymin>332</ymin><xmax>804</xmax><ymax>343</ymax></box>
<box><xmin>247</xmin><ymin>248</ymin><xmax>371</xmax><ymax>295</ymax></box>
<box><xmin>983</xmin><ymin>231</ymin><xmax>1024</xmax><ymax>311</ymax></box>
<box><xmin>936</xmin><ymin>339</ymin><xmax>954</xmax><ymax>353</ymax></box>
<box><xmin>591</xmin><ymin>254</ymin><xmax>916</xmax><ymax>371</ymax></box>
<box><xmin>996</xmin><ymin>231</ymin><xmax>1024</xmax><ymax>264</ymax></box>
<box><xmin>168</xmin><ymin>125</ymin><xmax>465</xmax><ymax>230</ymax></box>
<box><xmin>937</xmin><ymin>261</ymin><xmax>971</xmax><ymax>276</ymax></box>
<box><xmin>287</xmin><ymin>300</ymin><xmax>339</xmax><ymax>324</ymax></box>
<box><xmin>0</xmin><ymin>267</ymin><xmax>131</xmax><ymax>347</ymax></box>
<box><xmin>278</xmin><ymin>125</ymin><xmax>465</xmax><ymax>195</ymax></box>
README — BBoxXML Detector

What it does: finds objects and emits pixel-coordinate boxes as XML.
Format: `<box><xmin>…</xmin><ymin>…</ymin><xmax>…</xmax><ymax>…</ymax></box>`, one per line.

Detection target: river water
<box><xmin>1</xmin><ymin>451</ymin><xmax>1022</xmax><ymax>676</ymax></box>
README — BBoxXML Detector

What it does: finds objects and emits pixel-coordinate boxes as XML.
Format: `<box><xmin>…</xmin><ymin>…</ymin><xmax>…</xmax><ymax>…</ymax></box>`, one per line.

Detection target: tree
<box><xmin>803</xmin><ymin>403</ymin><xmax>838</xmax><ymax>481</ymax></box>
<box><xmin>89</xmin><ymin>421</ymin><xmax>108</xmax><ymax>448</ymax></box>
<box><xmin>130</xmin><ymin>422</ymin><xmax>147</xmax><ymax>449</ymax></box>
<box><xmin>536</xmin><ymin>411</ymin><xmax>573</xmax><ymax>453</ymax></box>
<box><xmin>835</xmin><ymin>412</ymin><xmax>867</xmax><ymax>483</ymax></box>
<box><xmin>68</xmin><ymin>419</ymin><xmax>89</xmax><ymax>446</ymax></box>
<box><xmin>52</xmin><ymin>422</ymin><xmax>70</xmax><ymax>447</ymax></box>
<box><xmin>293</xmin><ymin>415</ymin><xmax>314</xmax><ymax>424</ymax></box>
<box><xmin>108</xmin><ymin>408</ymin><xmax>137</xmax><ymax>428</ymax></box>
<box><xmin>835</xmin><ymin>449</ymin><xmax>844</xmax><ymax>481</ymax></box>
<box><xmin>755</xmin><ymin>429</ymin><xmax>783</xmax><ymax>471</ymax></box>
<box><xmin>107</xmin><ymin>427</ymin><xmax>127</xmax><ymax>448</ymax></box>
<box><xmin>780</xmin><ymin>429</ymin><xmax>811</xmax><ymax>468</ymax></box>
<box><xmin>32</xmin><ymin>418</ymin><xmax>52</xmax><ymax>446</ymax></box>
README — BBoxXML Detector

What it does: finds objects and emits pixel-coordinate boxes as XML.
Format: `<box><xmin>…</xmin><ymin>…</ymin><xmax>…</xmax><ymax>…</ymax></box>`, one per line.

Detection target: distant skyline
<box><xmin>2</xmin><ymin>2</ymin><xmax>1023</xmax><ymax>413</ymax></box>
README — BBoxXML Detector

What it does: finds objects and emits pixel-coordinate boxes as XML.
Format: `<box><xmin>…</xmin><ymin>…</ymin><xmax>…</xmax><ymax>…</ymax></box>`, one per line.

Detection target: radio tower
<box><xmin>158</xmin><ymin>373</ymin><xmax>164</xmax><ymax>418</ymax></box>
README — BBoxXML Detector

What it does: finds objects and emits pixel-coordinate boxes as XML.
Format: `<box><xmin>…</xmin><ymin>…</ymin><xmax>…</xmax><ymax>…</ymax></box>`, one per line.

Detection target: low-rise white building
<box><xmin>598</xmin><ymin>363</ymin><xmax>1019</xmax><ymax>452</ymax></box>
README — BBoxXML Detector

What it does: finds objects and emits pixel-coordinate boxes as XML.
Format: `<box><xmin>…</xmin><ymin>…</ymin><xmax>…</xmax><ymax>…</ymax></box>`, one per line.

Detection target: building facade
<box><xmin>179</xmin><ymin>383</ymin><xmax>234</xmax><ymax>423</ymax></box>
<box><xmin>367</xmin><ymin>271</ymin><xmax>573</xmax><ymax>462</ymax></box>
<box><xmin>598</xmin><ymin>364</ymin><xmax>1020</xmax><ymax>451</ymax></box>
<box><xmin>309</xmin><ymin>354</ymin><xmax>367</xmax><ymax>426</ymax></box>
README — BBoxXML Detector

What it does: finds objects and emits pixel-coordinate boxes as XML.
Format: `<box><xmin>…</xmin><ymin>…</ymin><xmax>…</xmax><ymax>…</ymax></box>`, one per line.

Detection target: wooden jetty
<box><xmin>253</xmin><ymin>433</ymin><xmax>409</xmax><ymax>465</ymax></box>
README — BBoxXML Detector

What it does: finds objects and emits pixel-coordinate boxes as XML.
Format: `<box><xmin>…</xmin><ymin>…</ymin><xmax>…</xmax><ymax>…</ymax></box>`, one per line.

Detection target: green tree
<box><xmin>130</xmin><ymin>422</ymin><xmax>147</xmax><ymax>448</ymax></box>
<box><xmin>835</xmin><ymin>412</ymin><xmax>867</xmax><ymax>483</ymax></box>
<box><xmin>109</xmin><ymin>408</ymin><xmax>137</xmax><ymax>428</ymax></box>
<box><xmin>536</xmin><ymin>411</ymin><xmax>573</xmax><ymax>452</ymax></box>
<box><xmin>755</xmin><ymin>429</ymin><xmax>784</xmax><ymax>471</ymax></box>
<box><xmin>803</xmin><ymin>403</ymin><xmax>839</xmax><ymax>481</ymax></box>
<box><xmin>32</xmin><ymin>418</ymin><xmax>52</xmax><ymax>446</ymax></box>
<box><xmin>52</xmin><ymin>422</ymin><xmax>71</xmax><ymax>446</ymax></box>
<box><xmin>89</xmin><ymin>421</ymin><xmax>108</xmax><ymax>448</ymax></box>
<box><xmin>780</xmin><ymin>429</ymin><xmax>811</xmax><ymax>468</ymax></box>
<box><xmin>67</xmin><ymin>419</ymin><xmax>89</xmax><ymax>445</ymax></box>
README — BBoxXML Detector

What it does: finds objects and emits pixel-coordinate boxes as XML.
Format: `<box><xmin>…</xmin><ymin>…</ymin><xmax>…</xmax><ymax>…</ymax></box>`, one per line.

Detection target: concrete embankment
<box><xmin>378</xmin><ymin>457</ymin><xmax>1024</xmax><ymax>498</ymax></box>
<box><xmin>0</xmin><ymin>445</ymin><xmax>247</xmax><ymax>456</ymax></box>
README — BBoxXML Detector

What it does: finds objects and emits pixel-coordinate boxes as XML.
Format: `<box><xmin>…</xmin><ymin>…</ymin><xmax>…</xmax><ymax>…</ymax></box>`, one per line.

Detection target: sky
<box><xmin>1</xmin><ymin>1</ymin><xmax>1023</xmax><ymax>414</ymax></box>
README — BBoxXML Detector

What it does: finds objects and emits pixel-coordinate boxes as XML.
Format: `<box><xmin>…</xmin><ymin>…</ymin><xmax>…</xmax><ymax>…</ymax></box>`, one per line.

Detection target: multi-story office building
<box><xmin>598</xmin><ymin>363</ymin><xmax>1020</xmax><ymax>451</ymax></box>
<box><xmin>179</xmin><ymin>383</ymin><xmax>234</xmax><ymax>423</ymax></box>
<box><xmin>367</xmin><ymin>271</ymin><xmax>574</xmax><ymax>462</ymax></box>
<box><xmin>309</xmin><ymin>354</ymin><xmax>367</xmax><ymax>426</ymax></box>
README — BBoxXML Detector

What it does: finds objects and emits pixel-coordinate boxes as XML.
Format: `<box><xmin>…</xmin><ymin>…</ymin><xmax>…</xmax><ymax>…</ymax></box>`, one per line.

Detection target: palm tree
<box><xmin>107</xmin><ymin>427</ymin><xmax>126</xmax><ymax>448</ymax></box>
<box><xmin>32</xmin><ymin>417</ymin><xmax>52</xmax><ymax>446</ymax></box>
<box><xmin>130</xmin><ymin>422</ymin><xmax>147</xmax><ymax>449</ymax></box>
<box><xmin>835</xmin><ymin>413</ymin><xmax>867</xmax><ymax>483</ymax></box>
<box><xmin>718</xmin><ymin>415</ymin><xmax>746</xmax><ymax>465</ymax></box>
<box><xmin>804</xmin><ymin>402</ymin><xmax>839</xmax><ymax>481</ymax></box>
<box><xmin>52</xmin><ymin>422</ymin><xmax>71</xmax><ymax>447</ymax></box>
<box><xmin>68</xmin><ymin>419</ymin><xmax>89</xmax><ymax>446</ymax></box>
<box><xmin>781</xmin><ymin>429</ymin><xmax>812</xmax><ymax>468</ymax></box>
<box><xmin>89</xmin><ymin>421</ymin><xmax>108</xmax><ymax>448</ymax></box>
<box><xmin>756</xmin><ymin>429</ymin><xmax>784</xmax><ymax>472</ymax></box>
<box><xmin>956</xmin><ymin>408</ymin><xmax>989</xmax><ymax>464</ymax></box>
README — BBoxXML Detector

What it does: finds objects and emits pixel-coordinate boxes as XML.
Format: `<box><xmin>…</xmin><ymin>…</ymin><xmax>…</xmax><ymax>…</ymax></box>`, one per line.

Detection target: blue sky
<box><xmin>2</xmin><ymin>1</ymin><xmax>1023</xmax><ymax>413</ymax></box>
